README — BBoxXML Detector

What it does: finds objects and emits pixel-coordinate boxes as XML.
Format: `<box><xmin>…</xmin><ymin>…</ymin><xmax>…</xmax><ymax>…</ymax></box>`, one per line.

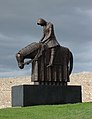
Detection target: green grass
<box><xmin>0</xmin><ymin>103</ymin><xmax>91</xmax><ymax>119</ymax></box>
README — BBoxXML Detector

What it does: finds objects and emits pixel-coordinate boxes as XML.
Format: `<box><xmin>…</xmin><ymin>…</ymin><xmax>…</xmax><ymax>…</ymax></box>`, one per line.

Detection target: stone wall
<box><xmin>0</xmin><ymin>76</ymin><xmax>31</xmax><ymax>108</ymax></box>
<box><xmin>0</xmin><ymin>72</ymin><xmax>92</xmax><ymax>108</ymax></box>
<box><xmin>69</xmin><ymin>72</ymin><xmax>92</xmax><ymax>102</ymax></box>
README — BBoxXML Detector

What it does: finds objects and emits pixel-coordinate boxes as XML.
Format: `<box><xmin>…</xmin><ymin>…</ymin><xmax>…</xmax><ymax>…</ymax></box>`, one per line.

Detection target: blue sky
<box><xmin>0</xmin><ymin>0</ymin><xmax>92</xmax><ymax>77</ymax></box>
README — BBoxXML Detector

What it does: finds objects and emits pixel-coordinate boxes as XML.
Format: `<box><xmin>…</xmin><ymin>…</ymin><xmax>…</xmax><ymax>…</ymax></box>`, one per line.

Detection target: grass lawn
<box><xmin>0</xmin><ymin>102</ymin><xmax>91</xmax><ymax>119</ymax></box>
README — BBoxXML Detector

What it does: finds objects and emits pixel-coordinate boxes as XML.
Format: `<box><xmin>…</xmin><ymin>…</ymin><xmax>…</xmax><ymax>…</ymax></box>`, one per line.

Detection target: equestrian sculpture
<box><xmin>16</xmin><ymin>18</ymin><xmax>73</xmax><ymax>86</ymax></box>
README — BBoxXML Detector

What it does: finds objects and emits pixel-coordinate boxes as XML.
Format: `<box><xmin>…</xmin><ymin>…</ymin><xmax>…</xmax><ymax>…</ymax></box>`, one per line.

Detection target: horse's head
<box><xmin>16</xmin><ymin>53</ymin><xmax>24</xmax><ymax>69</ymax></box>
<box><xmin>16</xmin><ymin>42</ymin><xmax>43</xmax><ymax>69</ymax></box>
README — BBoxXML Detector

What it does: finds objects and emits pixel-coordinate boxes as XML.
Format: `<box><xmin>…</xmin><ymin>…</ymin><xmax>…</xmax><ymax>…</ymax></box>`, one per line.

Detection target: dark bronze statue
<box><xmin>37</xmin><ymin>18</ymin><xmax>60</xmax><ymax>67</ymax></box>
<box><xmin>16</xmin><ymin>18</ymin><xmax>73</xmax><ymax>85</ymax></box>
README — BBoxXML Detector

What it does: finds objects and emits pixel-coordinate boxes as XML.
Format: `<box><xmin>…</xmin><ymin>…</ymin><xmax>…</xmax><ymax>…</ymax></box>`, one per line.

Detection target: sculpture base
<box><xmin>12</xmin><ymin>85</ymin><xmax>82</xmax><ymax>107</ymax></box>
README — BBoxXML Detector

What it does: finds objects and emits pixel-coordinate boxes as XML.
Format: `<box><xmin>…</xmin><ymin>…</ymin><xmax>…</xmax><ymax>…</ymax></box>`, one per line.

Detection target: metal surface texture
<box><xmin>16</xmin><ymin>19</ymin><xmax>73</xmax><ymax>85</ymax></box>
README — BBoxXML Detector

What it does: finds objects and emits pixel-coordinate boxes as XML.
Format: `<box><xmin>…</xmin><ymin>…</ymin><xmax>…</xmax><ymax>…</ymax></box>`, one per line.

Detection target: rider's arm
<box><xmin>42</xmin><ymin>23</ymin><xmax>52</xmax><ymax>43</ymax></box>
<box><xmin>39</xmin><ymin>32</ymin><xmax>45</xmax><ymax>43</ymax></box>
<box><xmin>40</xmin><ymin>33</ymin><xmax>45</xmax><ymax>42</ymax></box>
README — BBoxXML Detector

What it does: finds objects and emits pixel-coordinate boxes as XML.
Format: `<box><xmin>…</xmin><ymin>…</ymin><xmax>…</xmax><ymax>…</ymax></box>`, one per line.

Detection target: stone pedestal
<box><xmin>12</xmin><ymin>85</ymin><xmax>82</xmax><ymax>107</ymax></box>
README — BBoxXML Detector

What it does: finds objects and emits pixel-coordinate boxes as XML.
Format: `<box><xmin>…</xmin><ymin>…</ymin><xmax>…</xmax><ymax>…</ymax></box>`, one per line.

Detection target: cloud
<box><xmin>0</xmin><ymin>0</ymin><xmax>92</xmax><ymax>77</ymax></box>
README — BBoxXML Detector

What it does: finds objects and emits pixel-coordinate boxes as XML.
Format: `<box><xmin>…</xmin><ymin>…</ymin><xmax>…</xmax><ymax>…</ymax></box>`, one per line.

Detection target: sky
<box><xmin>0</xmin><ymin>0</ymin><xmax>92</xmax><ymax>77</ymax></box>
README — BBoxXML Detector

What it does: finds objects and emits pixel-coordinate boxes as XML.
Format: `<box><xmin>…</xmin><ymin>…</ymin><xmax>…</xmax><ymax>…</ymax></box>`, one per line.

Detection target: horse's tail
<box><xmin>69</xmin><ymin>51</ymin><xmax>73</xmax><ymax>75</ymax></box>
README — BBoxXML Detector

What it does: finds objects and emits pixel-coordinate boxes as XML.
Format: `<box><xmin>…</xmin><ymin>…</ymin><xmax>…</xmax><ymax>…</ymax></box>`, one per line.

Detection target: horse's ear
<box><xmin>16</xmin><ymin>53</ymin><xmax>19</xmax><ymax>57</ymax></box>
<box><xmin>16</xmin><ymin>53</ymin><xmax>20</xmax><ymax>61</ymax></box>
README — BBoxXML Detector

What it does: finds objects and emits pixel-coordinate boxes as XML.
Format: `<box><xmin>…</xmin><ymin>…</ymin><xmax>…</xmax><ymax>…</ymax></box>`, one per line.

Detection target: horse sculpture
<box><xmin>16</xmin><ymin>42</ymin><xmax>73</xmax><ymax>85</ymax></box>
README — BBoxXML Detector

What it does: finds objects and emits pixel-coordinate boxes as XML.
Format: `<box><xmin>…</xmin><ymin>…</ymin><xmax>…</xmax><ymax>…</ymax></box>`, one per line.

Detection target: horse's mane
<box><xmin>18</xmin><ymin>42</ymin><xmax>39</xmax><ymax>56</ymax></box>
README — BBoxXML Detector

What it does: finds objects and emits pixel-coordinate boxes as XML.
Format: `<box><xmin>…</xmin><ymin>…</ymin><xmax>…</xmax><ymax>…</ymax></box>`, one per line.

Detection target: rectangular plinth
<box><xmin>12</xmin><ymin>85</ymin><xmax>82</xmax><ymax>107</ymax></box>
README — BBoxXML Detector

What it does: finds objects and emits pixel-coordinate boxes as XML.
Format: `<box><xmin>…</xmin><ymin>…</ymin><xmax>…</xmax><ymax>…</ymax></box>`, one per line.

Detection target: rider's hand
<box><xmin>47</xmin><ymin>64</ymin><xmax>53</xmax><ymax>67</ymax></box>
<box><xmin>39</xmin><ymin>41</ymin><xmax>42</xmax><ymax>43</ymax></box>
